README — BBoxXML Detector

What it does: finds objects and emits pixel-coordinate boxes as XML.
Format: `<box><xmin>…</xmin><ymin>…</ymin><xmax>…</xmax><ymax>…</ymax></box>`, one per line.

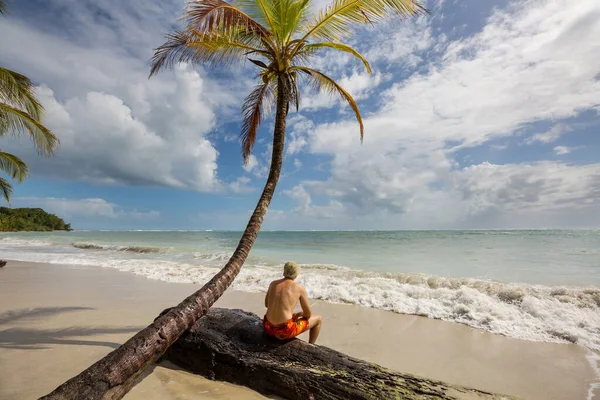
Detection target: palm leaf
<box><xmin>294</xmin><ymin>66</ymin><xmax>364</xmax><ymax>140</ymax></box>
<box><xmin>0</xmin><ymin>102</ymin><xmax>59</xmax><ymax>156</ymax></box>
<box><xmin>0</xmin><ymin>177</ymin><xmax>12</xmax><ymax>203</ymax></box>
<box><xmin>279</xmin><ymin>0</ymin><xmax>311</xmax><ymax>43</ymax></box>
<box><xmin>185</xmin><ymin>0</ymin><xmax>271</xmax><ymax>37</ymax></box>
<box><xmin>151</xmin><ymin>30</ymin><xmax>265</xmax><ymax>75</ymax></box>
<box><xmin>0</xmin><ymin>67</ymin><xmax>44</xmax><ymax>120</ymax></box>
<box><xmin>236</xmin><ymin>0</ymin><xmax>282</xmax><ymax>40</ymax></box>
<box><xmin>298</xmin><ymin>0</ymin><xmax>425</xmax><ymax>43</ymax></box>
<box><xmin>0</xmin><ymin>151</ymin><xmax>28</xmax><ymax>181</ymax></box>
<box><xmin>240</xmin><ymin>80</ymin><xmax>275</xmax><ymax>160</ymax></box>
<box><xmin>302</xmin><ymin>42</ymin><xmax>371</xmax><ymax>73</ymax></box>
<box><xmin>0</xmin><ymin>1</ymin><xmax>6</xmax><ymax>15</ymax></box>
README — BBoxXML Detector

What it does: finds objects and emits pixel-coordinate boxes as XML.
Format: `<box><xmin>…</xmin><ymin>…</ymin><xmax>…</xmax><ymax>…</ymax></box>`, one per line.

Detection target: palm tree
<box><xmin>42</xmin><ymin>0</ymin><xmax>424</xmax><ymax>398</ymax></box>
<box><xmin>0</xmin><ymin>4</ymin><xmax>59</xmax><ymax>202</ymax></box>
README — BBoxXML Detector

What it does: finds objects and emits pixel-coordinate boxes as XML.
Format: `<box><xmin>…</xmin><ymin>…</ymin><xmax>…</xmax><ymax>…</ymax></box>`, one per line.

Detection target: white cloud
<box><xmin>526</xmin><ymin>123</ymin><xmax>573</xmax><ymax>144</ymax></box>
<box><xmin>0</xmin><ymin>4</ymin><xmax>249</xmax><ymax>192</ymax></box>
<box><xmin>289</xmin><ymin>0</ymin><xmax>600</xmax><ymax>228</ymax></box>
<box><xmin>279</xmin><ymin>161</ymin><xmax>600</xmax><ymax>229</ymax></box>
<box><xmin>338</xmin><ymin>71</ymin><xmax>384</xmax><ymax>99</ymax></box>
<box><xmin>13</xmin><ymin>197</ymin><xmax>159</xmax><ymax>220</ymax></box>
<box><xmin>287</xmin><ymin>136</ymin><xmax>308</xmax><ymax>155</ymax></box>
<box><xmin>16</xmin><ymin>69</ymin><xmax>221</xmax><ymax>191</ymax></box>
<box><xmin>229</xmin><ymin>176</ymin><xmax>254</xmax><ymax>193</ymax></box>
<box><xmin>452</xmin><ymin>162</ymin><xmax>600</xmax><ymax>216</ymax></box>
<box><xmin>243</xmin><ymin>155</ymin><xmax>259</xmax><ymax>173</ymax></box>
<box><xmin>553</xmin><ymin>145</ymin><xmax>579</xmax><ymax>155</ymax></box>
<box><xmin>364</xmin><ymin>18</ymin><xmax>434</xmax><ymax>67</ymax></box>
<box><xmin>285</xmin><ymin>114</ymin><xmax>315</xmax><ymax>155</ymax></box>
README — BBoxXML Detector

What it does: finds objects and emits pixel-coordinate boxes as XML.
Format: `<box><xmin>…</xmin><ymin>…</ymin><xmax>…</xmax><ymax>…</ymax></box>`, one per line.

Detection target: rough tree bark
<box><xmin>40</xmin><ymin>77</ymin><xmax>290</xmax><ymax>400</ymax></box>
<box><xmin>163</xmin><ymin>308</ymin><xmax>519</xmax><ymax>400</ymax></box>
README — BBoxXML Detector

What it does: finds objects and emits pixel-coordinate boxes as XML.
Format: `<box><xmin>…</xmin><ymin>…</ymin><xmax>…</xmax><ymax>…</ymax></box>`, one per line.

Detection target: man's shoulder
<box><xmin>268</xmin><ymin>278</ymin><xmax>284</xmax><ymax>287</ymax></box>
<box><xmin>293</xmin><ymin>281</ymin><xmax>306</xmax><ymax>292</ymax></box>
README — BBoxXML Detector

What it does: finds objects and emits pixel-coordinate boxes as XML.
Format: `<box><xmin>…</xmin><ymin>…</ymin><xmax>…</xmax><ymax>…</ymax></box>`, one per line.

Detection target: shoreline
<box><xmin>2</xmin><ymin>245</ymin><xmax>599</xmax><ymax>353</ymax></box>
<box><xmin>1</xmin><ymin>260</ymin><xmax>598</xmax><ymax>399</ymax></box>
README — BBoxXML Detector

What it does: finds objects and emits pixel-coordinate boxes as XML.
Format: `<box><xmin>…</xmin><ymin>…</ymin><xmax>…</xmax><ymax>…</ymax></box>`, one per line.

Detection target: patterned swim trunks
<box><xmin>263</xmin><ymin>315</ymin><xmax>309</xmax><ymax>340</ymax></box>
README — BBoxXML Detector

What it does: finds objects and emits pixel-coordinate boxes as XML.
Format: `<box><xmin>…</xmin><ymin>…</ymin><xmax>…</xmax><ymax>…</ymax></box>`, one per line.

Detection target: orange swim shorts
<box><xmin>263</xmin><ymin>315</ymin><xmax>309</xmax><ymax>340</ymax></box>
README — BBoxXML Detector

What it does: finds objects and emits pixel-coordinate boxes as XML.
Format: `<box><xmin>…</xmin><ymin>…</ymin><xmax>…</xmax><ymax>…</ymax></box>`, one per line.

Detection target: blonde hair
<box><xmin>283</xmin><ymin>261</ymin><xmax>299</xmax><ymax>279</ymax></box>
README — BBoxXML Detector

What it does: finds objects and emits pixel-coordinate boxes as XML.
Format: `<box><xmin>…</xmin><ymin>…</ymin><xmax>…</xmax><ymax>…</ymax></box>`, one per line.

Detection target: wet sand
<box><xmin>0</xmin><ymin>260</ymin><xmax>597</xmax><ymax>400</ymax></box>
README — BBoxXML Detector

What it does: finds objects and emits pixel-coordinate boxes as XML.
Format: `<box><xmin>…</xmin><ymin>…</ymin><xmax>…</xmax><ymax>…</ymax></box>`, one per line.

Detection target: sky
<box><xmin>0</xmin><ymin>0</ymin><xmax>599</xmax><ymax>230</ymax></box>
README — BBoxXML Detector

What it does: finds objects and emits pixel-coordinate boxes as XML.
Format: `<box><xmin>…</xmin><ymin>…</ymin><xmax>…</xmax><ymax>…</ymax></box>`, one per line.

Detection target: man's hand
<box><xmin>292</xmin><ymin>312</ymin><xmax>303</xmax><ymax>320</ymax></box>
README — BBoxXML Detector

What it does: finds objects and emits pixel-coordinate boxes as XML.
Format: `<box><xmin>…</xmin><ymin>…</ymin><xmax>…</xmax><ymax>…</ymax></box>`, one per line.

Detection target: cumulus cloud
<box><xmin>19</xmin><ymin>72</ymin><xmax>221</xmax><ymax>191</ymax></box>
<box><xmin>452</xmin><ymin>162</ymin><xmax>600</xmax><ymax>215</ymax></box>
<box><xmin>286</xmin><ymin>115</ymin><xmax>315</xmax><ymax>155</ymax></box>
<box><xmin>364</xmin><ymin>18</ymin><xmax>434</xmax><ymax>68</ymax></box>
<box><xmin>243</xmin><ymin>155</ymin><xmax>259</xmax><ymax>173</ymax></box>
<box><xmin>0</xmin><ymin>2</ymin><xmax>248</xmax><ymax>192</ymax></box>
<box><xmin>286</xmin><ymin>0</ymin><xmax>600</xmax><ymax>228</ymax></box>
<box><xmin>229</xmin><ymin>176</ymin><xmax>254</xmax><ymax>193</ymax></box>
<box><xmin>526</xmin><ymin>124</ymin><xmax>573</xmax><ymax>144</ymax></box>
<box><xmin>13</xmin><ymin>197</ymin><xmax>159</xmax><ymax>220</ymax></box>
<box><xmin>279</xmin><ymin>161</ymin><xmax>600</xmax><ymax>229</ymax></box>
<box><xmin>554</xmin><ymin>146</ymin><xmax>577</xmax><ymax>155</ymax></box>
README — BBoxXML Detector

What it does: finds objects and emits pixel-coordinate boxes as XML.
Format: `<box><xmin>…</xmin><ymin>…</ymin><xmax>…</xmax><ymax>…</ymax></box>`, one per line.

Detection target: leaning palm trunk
<box><xmin>41</xmin><ymin>79</ymin><xmax>289</xmax><ymax>400</ymax></box>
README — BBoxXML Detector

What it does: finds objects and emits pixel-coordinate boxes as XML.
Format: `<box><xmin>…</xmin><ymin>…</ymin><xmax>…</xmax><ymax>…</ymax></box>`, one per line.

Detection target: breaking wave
<box><xmin>71</xmin><ymin>242</ymin><xmax>165</xmax><ymax>254</ymax></box>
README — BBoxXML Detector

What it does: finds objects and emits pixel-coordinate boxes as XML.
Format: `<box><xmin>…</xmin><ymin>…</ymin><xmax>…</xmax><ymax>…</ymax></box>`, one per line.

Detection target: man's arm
<box><xmin>299</xmin><ymin>285</ymin><xmax>312</xmax><ymax>319</ymax></box>
<box><xmin>264</xmin><ymin>283</ymin><xmax>271</xmax><ymax>308</ymax></box>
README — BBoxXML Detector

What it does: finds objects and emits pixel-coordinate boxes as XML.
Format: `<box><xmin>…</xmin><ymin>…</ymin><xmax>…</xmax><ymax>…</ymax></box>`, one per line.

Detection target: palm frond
<box><xmin>235</xmin><ymin>0</ymin><xmax>281</xmax><ymax>40</ymax></box>
<box><xmin>302</xmin><ymin>42</ymin><xmax>371</xmax><ymax>73</ymax></box>
<box><xmin>0</xmin><ymin>177</ymin><xmax>13</xmax><ymax>204</ymax></box>
<box><xmin>185</xmin><ymin>0</ymin><xmax>271</xmax><ymax>37</ymax></box>
<box><xmin>240</xmin><ymin>80</ymin><xmax>275</xmax><ymax>160</ymax></box>
<box><xmin>279</xmin><ymin>0</ymin><xmax>311</xmax><ymax>43</ymax></box>
<box><xmin>294</xmin><ymin>66</ymin><xmax>364</xmax><ymax>140</ymax></box>
<box><xmin>0</xmin><ymin>1</ymin><xmax>6</xmax><ymax>15</ymax></box>
<box><xmin>298</xmin><ymin>0</ymin><xmax>425</xmax><ymax>43</ymax></box>
<box><xmin>151</xmin><ymin>29</ymin><xmax>265</xmax><ymax>75</ymax></box>
<box><xmin>0</xmin><ymin>67</ymin><xmax>44</xmax><ymax>120</ymax></box>
<box><xmin>0</xmin><ymin>102</ymin><xmax>59</xmax><ymax>156</ymax></box>
<box><xmin>0</xmin><ymin>151</ymin><xmax>28</xmax><ymax>181</ymax></box>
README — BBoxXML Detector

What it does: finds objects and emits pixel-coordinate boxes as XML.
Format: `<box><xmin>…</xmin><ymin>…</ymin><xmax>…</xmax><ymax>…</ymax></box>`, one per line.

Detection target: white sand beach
<box><xmin>0</xmin><ymin>260</ymin><xmax>597</xmax><ymax>400</ymax></box>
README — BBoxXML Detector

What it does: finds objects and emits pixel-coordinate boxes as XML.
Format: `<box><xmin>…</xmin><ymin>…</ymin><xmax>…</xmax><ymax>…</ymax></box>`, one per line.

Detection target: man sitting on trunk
<box><xmin>263</xmin><ymin>262</ymin><xmax>323</xmax><ymax>344</ymax></box>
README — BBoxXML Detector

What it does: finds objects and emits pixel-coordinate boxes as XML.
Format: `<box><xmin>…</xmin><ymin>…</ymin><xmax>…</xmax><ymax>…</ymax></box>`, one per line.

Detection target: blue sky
<box><xmin>1</xmin><ymin>0</ymin><xmax>599</xmax><ymax>230</ymax></box>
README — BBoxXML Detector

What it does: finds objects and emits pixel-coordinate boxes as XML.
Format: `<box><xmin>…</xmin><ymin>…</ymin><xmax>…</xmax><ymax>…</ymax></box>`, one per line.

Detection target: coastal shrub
<box><xmin>0</xmin><ymin>207</ymin><xmax>71</xmax><ymax>231</ymax></box>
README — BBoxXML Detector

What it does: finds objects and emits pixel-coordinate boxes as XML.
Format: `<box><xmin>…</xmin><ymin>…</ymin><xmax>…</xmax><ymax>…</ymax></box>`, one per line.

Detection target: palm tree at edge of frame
<box><xmin>0</xmin><ymin>3</ymin><xmax>59</xmax><ymax>203</ymax></box>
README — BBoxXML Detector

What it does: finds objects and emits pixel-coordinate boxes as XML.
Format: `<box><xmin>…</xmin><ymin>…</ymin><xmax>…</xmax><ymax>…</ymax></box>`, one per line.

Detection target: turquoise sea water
<box><xmin>2</xmin><ymin>229</ymin><xmax>599</xmax><ymax>285</ymax></box>
<box><xmin>1</xmin><ymin>230</ymin><xmax>599</xmax><ymax>351</ymax></box>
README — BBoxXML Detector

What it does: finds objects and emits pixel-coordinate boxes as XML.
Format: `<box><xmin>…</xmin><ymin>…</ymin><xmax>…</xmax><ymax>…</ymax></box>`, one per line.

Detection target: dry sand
<box><xmin>0</xmin><ymin>260</ymin><xmax>597</xmax><ymax>400</ymax></box>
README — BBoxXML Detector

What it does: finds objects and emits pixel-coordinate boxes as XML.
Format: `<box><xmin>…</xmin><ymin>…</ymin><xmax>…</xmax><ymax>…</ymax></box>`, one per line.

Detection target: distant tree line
<box><xmin>0</xmin><ymin>207</ymin><xmax>71</xmax><ymax>231</ymax></box>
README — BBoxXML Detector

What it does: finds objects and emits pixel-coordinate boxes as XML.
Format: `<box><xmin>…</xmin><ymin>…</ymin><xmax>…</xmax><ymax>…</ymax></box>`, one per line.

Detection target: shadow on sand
<box><xmin>0</xmin><ymin>306</ymin><xmax>142</xmax><ymax>350</ymax></box>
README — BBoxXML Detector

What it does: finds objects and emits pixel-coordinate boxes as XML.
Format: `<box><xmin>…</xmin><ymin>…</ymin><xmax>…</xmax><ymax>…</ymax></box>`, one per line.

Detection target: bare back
<box><xmin>265</xmin><ymin>278</ymin><xmax>311</xmax><ymax>325</ymax></box>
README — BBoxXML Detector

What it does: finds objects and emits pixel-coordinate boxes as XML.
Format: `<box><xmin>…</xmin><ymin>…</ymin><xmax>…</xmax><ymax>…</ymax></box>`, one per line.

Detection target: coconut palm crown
<box><xmin>150</xmin><ymin>0</ymin><xmax>425</xmax><ymax>160</ymax></box>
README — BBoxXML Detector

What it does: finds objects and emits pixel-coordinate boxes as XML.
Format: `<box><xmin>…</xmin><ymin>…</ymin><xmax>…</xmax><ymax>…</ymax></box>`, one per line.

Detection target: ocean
<box><xmin>1</xmin><ymin>230</ymin><xmax>599</xmax><ymax>352</ymax></box>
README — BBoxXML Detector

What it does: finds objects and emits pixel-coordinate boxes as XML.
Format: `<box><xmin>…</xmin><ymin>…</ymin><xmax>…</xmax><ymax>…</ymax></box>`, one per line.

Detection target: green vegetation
<box><xmin>0</xmin><ymin>207</ymin><xmax>71</xmax><ymax>231</ymax></box>
<box><xmin>0</xmin><ymin>2</ymin><xmax>59</xmax><ymax>203</ymax></box>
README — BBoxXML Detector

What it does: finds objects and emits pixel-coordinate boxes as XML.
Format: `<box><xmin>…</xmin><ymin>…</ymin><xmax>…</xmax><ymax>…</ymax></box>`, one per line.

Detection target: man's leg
<box><xmin>307</xmin><ymin>314</ymin><xmax>322</xmax><ymax>344</ymax></box>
